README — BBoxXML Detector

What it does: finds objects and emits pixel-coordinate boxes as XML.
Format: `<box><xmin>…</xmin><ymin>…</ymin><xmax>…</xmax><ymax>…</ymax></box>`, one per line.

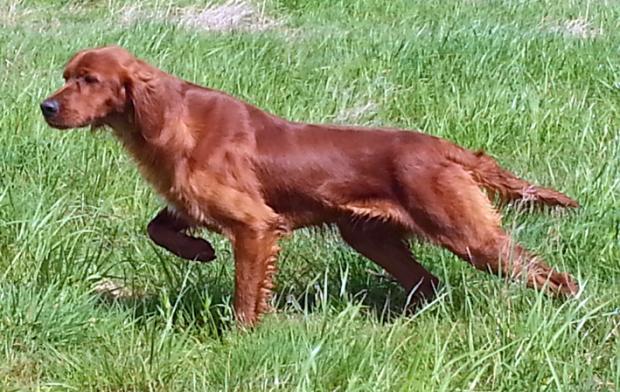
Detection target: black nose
<box><xmin>40</xmin><ymin>99</ymin><xmax>59</xmax><ymax>117</ymax></box>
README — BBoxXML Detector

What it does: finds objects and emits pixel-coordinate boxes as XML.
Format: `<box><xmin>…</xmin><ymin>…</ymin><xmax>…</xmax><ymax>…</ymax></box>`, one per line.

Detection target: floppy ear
<box><xmin>122</xmin><ymin>59</ymin><xmax>166</xmax><ymax>143</ymax></box>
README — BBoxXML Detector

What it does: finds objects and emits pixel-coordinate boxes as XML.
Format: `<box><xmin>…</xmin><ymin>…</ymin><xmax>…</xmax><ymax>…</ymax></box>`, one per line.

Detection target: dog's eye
<box><xmin>84</xmin><ymin>75</ymin><xmax>99</xmax><ymax>84</ymax></box>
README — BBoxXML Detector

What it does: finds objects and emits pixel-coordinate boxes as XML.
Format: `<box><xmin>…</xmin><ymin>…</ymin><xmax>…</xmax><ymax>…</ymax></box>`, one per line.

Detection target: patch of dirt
<box><xmin>544</xmin><ymin>17</ymin><xmax>602</xmax><ymax>39</ymax></box>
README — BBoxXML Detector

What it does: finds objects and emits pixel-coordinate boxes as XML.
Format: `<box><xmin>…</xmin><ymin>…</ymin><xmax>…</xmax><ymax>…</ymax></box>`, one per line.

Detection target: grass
<box><xmin>1</xmin><ymin>0</ymin><xmax>619</xmax><ymax>390</ymax></box>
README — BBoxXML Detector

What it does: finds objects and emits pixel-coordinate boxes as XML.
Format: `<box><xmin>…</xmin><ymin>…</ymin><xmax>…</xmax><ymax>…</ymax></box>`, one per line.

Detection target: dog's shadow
<box><xmin>93</xmin><ymin>262</ymin><xmax>236</xmax><ymax>336</ymax></box>
<box><xmin>93</xmin><ymin>257</ymin><xmax>417</xmax><ymax>336</ymax></box>
<box><xmin>93</xmin><ymin>229</ymin><xmax>444</xmax><ymax>334</ymax></box>
<box><xmin>275</xmin><ymin>266</ymin><xmax>415</xmax><ymax>322</ymax></box>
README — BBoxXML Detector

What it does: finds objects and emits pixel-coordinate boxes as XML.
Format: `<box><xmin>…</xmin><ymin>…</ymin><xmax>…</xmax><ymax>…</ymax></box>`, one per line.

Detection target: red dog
<box><xmin>41</xmin><ymin>46</ymin><xmax>579</xmax><ymax>326</ymax></box>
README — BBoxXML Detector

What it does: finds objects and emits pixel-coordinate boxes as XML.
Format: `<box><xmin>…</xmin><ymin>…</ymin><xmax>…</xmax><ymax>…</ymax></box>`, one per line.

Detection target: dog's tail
<box><xmin>448</xmin><ymin>148</ymin><xmax>579</xmax><ymax>209</ymax></box>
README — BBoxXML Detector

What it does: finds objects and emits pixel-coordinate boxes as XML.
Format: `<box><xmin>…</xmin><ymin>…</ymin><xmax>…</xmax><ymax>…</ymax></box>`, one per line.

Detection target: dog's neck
<box><xmin>102</xmin><ymin>81</ymin><xmax>197</xmax><ymax>196</ymax></box>
<box><xmin>104</xmin><ymin>75</ymin><xmax>190</xmax><ymax>149</ymax></box>
<box><xmin>103</xmin><ymin>106</ymin><xmax>181</xmax><ymax>199</ymax></box>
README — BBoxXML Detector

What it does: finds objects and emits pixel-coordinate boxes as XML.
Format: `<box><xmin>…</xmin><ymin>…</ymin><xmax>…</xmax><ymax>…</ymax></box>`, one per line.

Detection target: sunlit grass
<box><xmin>0</xmin><ymin>0</ymin><xmax>618</xmax><ymax>390</ymax></box>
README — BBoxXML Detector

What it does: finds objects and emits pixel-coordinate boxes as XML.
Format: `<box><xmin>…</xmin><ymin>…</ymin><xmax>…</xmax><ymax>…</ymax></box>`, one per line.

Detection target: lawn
<box><xmin>0</xmin><ymin>0</ymin><xmax>618</xmax><ymax>390</ymax></box>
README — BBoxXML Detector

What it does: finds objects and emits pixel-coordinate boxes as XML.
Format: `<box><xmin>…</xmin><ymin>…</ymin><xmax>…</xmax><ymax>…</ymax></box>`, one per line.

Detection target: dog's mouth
<box><xmin>44</xmin><ymin>118</ymin><xmax>73</xmax><ymax>130</ymax></box>
<box><xmin>43</xmin><ymin>116</ymin><xmax>93</xmax><ymax>131</ymax></box>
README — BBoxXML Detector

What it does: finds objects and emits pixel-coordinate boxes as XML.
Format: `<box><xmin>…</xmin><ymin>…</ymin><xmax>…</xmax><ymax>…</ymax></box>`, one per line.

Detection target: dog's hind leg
<box><xmin>400</xmin><ymin>164</ymin><xmax>578</xmax><ymax>296</ymax></box>
<box><xmin>338</xmin><ymin>220</ymin><xmax>440</xmax><ymax>300</ymax></box>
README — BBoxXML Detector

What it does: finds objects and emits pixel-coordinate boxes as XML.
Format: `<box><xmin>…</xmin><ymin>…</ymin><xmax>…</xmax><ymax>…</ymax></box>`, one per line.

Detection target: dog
<box><xmin>41</xmin><ymin>45</ymin><xmax>579</xmax><ymax>326</ymax></box>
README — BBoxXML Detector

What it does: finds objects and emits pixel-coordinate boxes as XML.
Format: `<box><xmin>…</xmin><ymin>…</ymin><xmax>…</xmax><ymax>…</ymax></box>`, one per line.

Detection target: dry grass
<box><xmin>120</xmin><ymin>0</ymin><xmax>281</xmax><ymax>33</ymax></box>
<box><xmin>335</xmin><ymin>101</ymin><xmax>379</xmax><ymax>124</ymax></box>
<box><xmin>544</xmin><ymin>17</ymin><xmax>602</xmax><ymax>39</ymax></box>
<box><xmin>93</xmin><ymin>278</ymin><xmax>144</xmax><ymax>301</ymax></box>
<box><xmin>179</xmin><ymin>1</ymin><xmax>280</xmax><ymax>32</ymax></box>
<box><xmin>0</xmin><ymin>0</ymin><xmax>34</xmax><ymax>27</ymax></box>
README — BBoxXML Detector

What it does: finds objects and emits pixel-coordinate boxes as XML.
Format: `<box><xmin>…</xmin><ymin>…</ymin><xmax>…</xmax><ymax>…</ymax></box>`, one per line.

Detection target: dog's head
<box><xmin>41</xmin><ymin>45</ymin><xmax>138</xmax><ymax>130</ymax></box>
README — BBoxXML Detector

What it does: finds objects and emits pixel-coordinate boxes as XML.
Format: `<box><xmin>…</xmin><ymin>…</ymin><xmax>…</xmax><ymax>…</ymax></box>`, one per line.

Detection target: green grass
<box><xmin>1</xmin><ymin>0</ymin><xmax>619</xmax><ymax>390</ymax></box>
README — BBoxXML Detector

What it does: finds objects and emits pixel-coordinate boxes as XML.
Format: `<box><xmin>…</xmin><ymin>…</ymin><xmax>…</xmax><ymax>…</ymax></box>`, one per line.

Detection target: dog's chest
<box><xmin>152</xmin><ymin>159</ymin><xmax>231</xmax><ymax>230</ymax></box>
<box><xmin>120</xmin><ymin>132</ymin><xmax>282</xmax><ymax>234</ymax></box>
<box><xmin>150</xmin><ymin>157</ymin><xmax>281</xmax><ymax>235</ymax></box>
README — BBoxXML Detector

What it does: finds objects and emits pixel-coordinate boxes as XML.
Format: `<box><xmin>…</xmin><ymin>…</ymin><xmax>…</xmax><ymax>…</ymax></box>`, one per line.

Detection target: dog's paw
<box><xmin>187</xmin><ymin>238</ymin><xmax>217</xmax><ymax>262</ymax></box>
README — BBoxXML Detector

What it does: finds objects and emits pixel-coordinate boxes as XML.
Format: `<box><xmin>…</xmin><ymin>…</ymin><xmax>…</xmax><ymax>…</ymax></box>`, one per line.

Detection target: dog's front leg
<box><xmin>231</xmin><ymin>227</ymin><xmax>280</xmax><ymax>327</ymax></box>
<box><xmin>146</xmin><ymin>208</ymin><xmax>216</xmax><ymax>262</ymax></box>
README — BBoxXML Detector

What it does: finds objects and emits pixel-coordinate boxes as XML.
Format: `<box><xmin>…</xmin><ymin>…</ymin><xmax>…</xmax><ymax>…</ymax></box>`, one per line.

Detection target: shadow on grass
<box><xmin>91</xmin><ymin>257</ymin><xmax>430</xmax><ymax>335</ymax></box>
<box><xmin>91</xmin><ymin>261</ymin><xmax>234</xmax><ymax>337</ymax></box>
<box><xmin>91</xmin><ymin>227</ymin><xmax>450</xmax><ymax>333</ymax></box>
<box><xmin>276</xmin><ymin>274</ymin><xmax>423</xmax><ymax>324</ymax></box>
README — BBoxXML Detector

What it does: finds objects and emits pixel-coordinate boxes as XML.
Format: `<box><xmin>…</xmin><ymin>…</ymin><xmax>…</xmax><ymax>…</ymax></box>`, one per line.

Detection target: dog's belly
<box><xmin>264</xmin><ymin>190</ymin><xmax>337</xmax><ymax>229</ymax></box>
<box><xmin>265</xmin><ymin>187</ymin><xmax>413</xmax><ymax>231</ymax></box>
